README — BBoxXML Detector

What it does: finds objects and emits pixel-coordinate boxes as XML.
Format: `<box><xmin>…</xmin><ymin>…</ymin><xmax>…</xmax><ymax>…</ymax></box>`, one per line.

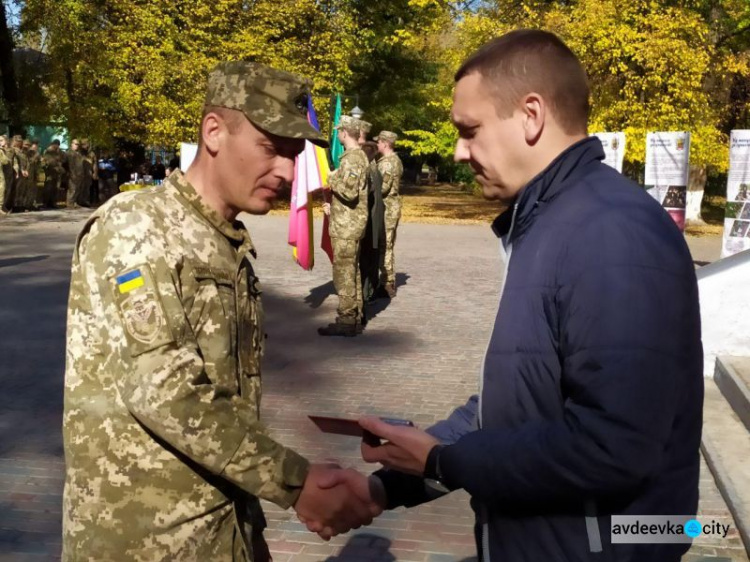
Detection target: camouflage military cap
<box><xmin>360</xmin><ymin>120</ymin><xmax>372</xmax><ymax>133</ymax></box>
<box><xmin>12</xmin><ymin>135</ymin><xmax>22</xmax><ymax>143</ymax></box>
<box><xmin>205</xmin><ymin>61</ymin><xmax>328</xmax><ymax>148</ymax></box>
<box><xmin>335</xmin><ymin>115</ymin><xmax>362</xmax><ymax>132</ymax></box>
<box><xmin>375</xmin><ymin>130</ymin><xmax>398</xmax><ymax>143</ymax></box>
<box><xmin>22</xmin><ymin>139</ymin><xmax>31</xmax><ymax>148</ymax></box>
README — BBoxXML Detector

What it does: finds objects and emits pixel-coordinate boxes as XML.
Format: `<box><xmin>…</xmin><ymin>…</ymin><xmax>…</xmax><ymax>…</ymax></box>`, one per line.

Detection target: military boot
<box><xmin>318</xmin><ymin>320</ymin><xmax>357</xmax><ymax>337</ymax></box>
<box><xmin>385</xmin><ymin>283</ymin><xmax>397</xmax><ymax>298</ymax></box>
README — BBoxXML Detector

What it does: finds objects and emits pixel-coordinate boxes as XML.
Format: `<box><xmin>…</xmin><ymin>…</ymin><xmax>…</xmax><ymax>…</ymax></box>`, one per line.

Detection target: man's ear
<box><xmin>521</xmin><ymin>93</ymin><xmax>545</xmax><ymax>145</ymax></box>
<box><xmin>201</xmin><ymin>112</ymin><xmax>224</xmax><ymax>155</ymax></box>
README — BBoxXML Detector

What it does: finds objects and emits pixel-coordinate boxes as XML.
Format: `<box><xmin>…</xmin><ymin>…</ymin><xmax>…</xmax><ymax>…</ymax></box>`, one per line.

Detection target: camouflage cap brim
<box><xmin>245</xmin><ymin>106</ymin><xmax>329</xmax><ymax>149</ymax></box>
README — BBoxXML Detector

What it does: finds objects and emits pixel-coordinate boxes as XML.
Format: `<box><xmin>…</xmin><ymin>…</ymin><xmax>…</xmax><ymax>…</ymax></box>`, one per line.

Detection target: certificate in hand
<box><xmin>308</xmin><ymin>415</ymin><xmax>415</xmax><ymax>445</ymax></box>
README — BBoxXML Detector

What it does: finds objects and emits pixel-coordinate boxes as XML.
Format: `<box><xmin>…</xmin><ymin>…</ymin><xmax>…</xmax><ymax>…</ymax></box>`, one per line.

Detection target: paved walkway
<box><xmin>0</xmin><ymin>209</ymin><xmax>744</xmax><ymax>561</ymax></box>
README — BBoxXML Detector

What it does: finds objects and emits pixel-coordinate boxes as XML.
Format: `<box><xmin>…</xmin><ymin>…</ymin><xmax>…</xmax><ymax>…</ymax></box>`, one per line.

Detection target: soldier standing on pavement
<box><xmin>66</xmin><ymin>139</ymin><xmax>84</xmax><ymax>208</ymax></box>
<box><xmin>0</xmin><ymin>136</ymin><xmax>10</xmax><ymax>214</ymax></box>
<box><xmin>79</xmin><ymin>138</ymin><xmax>98</xmax><ymax>206</ymax></box>
<box><xmin>26</xmin><ymin>139</ymin><xmax>41</xmax><ymax>209</ymax></box>
<box><xmin>42</xmin><ymin>140</ymin><xmax>65</xmax><ymax>209</ymax></box>
<box><xmin>12</xmin><ymin>136</ymin><xmax>29</xmax><ymax>212</ymax></box>
<box><xmin>318</xmin><ymin>115</ymin><xmax>370</xmax><ymax>337</ymax></box>
<box><xmin>62</xmin><ymin>61</ymin><xmax>381</xmax><ymax>562</ymax></box>
<box><xmin>375</xmin><ymin>131</ymin><xmax>404</xmax><ymax>298</ymax></box>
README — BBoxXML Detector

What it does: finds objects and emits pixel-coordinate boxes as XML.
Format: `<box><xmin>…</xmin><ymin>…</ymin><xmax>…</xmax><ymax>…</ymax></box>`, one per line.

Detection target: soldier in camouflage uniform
<box><xmin>66</xmin><ymin>139</ymin><xmax>84</xmax><ymax>208</ymax></box>
<box><xmin>79</xmin><ymin>138</ymin><xmax>98</xmax><ymax>207</ymax></box>
<box><xmin>26</xmin><ymin>139</ymin><xmax>41</xmax><ymax>209</ymax></box>
<box><xmin>376</xmin><ymin>131</ymin><xmax>404</xmax><ymax>297</ymax></box>
<box><xmin>42</xmin><ymin>140</ymin><xmax>65</xmax><ymax>208</ymax></box>
<box><xmin>12</xmin><ymin>136</ymin><xmax>30</xmax><ymax>212</ymax></box>
<box><xmin>0</xmin><ymin>136</ymin><xmax>10</xmax><ymax>214</ymax></box>
<box><xmin>63</xmin><ymin>61</ymin><xmax>380</xmax><ymax>562</ymax></box>
<box><xmin>318</xmin><ymin>115</ymin><xmax>370</xmax><ymax>337</ymax></box>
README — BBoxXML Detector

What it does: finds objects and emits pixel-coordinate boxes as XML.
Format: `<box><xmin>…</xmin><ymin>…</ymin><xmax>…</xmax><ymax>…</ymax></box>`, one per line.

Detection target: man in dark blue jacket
<box><xmin>314</xmin><ymin>29</ymin><xmax>704</xmax><ymax>562</ymax></box>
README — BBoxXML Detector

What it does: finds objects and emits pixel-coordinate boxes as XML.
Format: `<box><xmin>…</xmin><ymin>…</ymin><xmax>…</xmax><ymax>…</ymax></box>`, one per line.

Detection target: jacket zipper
<box><xmin>478</xmin><ymin>202</ymin><xmax>519</xmax><ymax>562</ymax></box>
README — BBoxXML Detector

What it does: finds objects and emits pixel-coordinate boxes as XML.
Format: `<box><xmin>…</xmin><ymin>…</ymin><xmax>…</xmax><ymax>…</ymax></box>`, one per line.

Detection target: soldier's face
<box><xmin>220</xmin><ymin>116</ymin><xmax>304</xmax><ymax>215</ymax></box>
<box><xmin>451</xmin><ymin>72</ymin><xmax>532</xmax><ymax>204</ymax></box>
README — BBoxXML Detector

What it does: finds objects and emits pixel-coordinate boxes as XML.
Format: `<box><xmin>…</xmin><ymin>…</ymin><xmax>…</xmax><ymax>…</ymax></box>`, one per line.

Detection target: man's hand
<box><xmin>359</xmin><ymin>416</ymin><xmax>440</xmax><ymax>475</ymax></box>
<box><xmin>322</xmin><ymin>202</ymin><xmax>331</xmax><ymax>216</ymax></box>
<box><xmin>22</xmin><ymin>171</ymin><xmax>28</xmax><ymax>178</ymax></box>
<box><xmin>294</xmin><ymin>464</ymin><xmax>377</xmax><ymax>540</ymax></box>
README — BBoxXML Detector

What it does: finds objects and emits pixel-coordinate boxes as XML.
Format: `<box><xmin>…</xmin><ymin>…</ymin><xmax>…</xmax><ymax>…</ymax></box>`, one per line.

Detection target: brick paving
<box><xmin>0</xmin><ymin>209</ymin><xmax>746</xmax><ymax>561</ymax></box>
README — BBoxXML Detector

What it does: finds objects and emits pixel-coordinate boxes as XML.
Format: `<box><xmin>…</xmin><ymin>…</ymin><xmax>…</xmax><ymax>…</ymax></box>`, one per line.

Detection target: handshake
<box><xmin>294</xmin><ymin>463</ymin><xmax>385</xmax><ymax>540</ymax></box>
<box><xmin>292</xmin><ymin>416</ymin><xmax>441</xmax><ymax>540</ymax></box>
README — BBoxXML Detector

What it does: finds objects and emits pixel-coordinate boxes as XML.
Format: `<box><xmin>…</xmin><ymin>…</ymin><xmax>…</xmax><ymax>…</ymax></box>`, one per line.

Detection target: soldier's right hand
<box><xmin>293</xmin><ymin>464</ymin><xmax>377</xmax><ymax>540</ymax></box>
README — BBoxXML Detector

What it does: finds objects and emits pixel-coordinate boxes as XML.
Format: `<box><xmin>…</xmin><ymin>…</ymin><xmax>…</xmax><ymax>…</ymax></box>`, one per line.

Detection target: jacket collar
<box><xmin>167</xmin><ymin>170</ymin><xmax>256</xmax><ymax>254</ymax></box>
<box><xmin>492</xmin><ymin>136</ymin><xmax>605</xmax><ymax>239</ymax></box>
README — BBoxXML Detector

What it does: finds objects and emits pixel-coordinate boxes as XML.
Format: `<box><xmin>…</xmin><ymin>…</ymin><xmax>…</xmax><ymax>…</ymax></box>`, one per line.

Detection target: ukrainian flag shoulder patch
<box><xmin>117</xmin><ymin>269</ymin><xmax>145</xmax><ymax>294</ymax></box>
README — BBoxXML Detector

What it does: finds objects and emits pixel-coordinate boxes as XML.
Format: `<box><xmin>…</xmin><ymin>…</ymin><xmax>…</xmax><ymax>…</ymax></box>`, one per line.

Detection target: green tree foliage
<box><xmin>15</xmin><ymin>0</ymin><xmax>750</xmax><ymax>176</ymax></box>
<box><xmin>21</xmin><ymin>0</ymin><xmax>360</xmax><ymax>147</ymax></box>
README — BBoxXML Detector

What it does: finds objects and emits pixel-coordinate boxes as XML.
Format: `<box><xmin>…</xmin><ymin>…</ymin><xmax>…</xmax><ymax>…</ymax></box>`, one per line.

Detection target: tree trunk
<box><xmin>0</xmin><ymin>1</ymin><xmax>21</xmax><ymax>135</ymax></box>
<box><xmin>686</xmin><ymin>164</ymin><xmax>707</xmax><ymax>225</ymax></box>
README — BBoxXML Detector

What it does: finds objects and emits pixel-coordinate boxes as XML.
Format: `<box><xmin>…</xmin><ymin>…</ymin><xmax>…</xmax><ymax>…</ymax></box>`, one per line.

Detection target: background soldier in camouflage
<box><xmin>42</xmin><ymin>139</ymin><xmax>65</xmax><ymax>209</ymax></box>
<box><xmin>78</xmin><ymin>138</ymin><xmax>98</xmax><ymax>207</ymax></box>
<box><xmin>318</xmin><ymin>115</ymin><xmax>370</xmax><ymax>337</ymax></box>
<box><xmin>12</xmin><ymin>136</ymin><xmax>30</xmax><ymax>212</ymax></box>
<box><xmin>63</xmin><ymin>61</ymin><xmax>381</xmax><ymax>562</ymax></box>
<box><xmin>376</xmin><ymin>131</ymin><xmax>404</xmax><ymax>297</ymax></box>
<box><xmin>0</xmin><ymin>136</ymin><xmax>10</xmax><ymax>214</ymax></box>
<box><xmin>66</xmin><ymin>139</ymin><xmax>84</xmax><ymax>208</ymax></box>
<box><xmin>26</xmin><ymin>139</ymin><xmax>41</xmax><ymax>209</ymax></box>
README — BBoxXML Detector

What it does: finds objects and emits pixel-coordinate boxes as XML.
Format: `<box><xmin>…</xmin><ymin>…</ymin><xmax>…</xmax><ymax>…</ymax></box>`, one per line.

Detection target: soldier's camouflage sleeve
<box><xmin>0</xmin><ymin>148</ymin><xmax>8</xmax><ymax>166</ymax></box>
<box><xmin>378</xmin><ymin>158</ymin><xmax>397</xmax><ymax>197</ymax></box>
<box><xmin>330</xmin><ymin>154</ymin><xmax>362</xmax><ymax>204</ymax></box>
<box><xmin>78</xmin><ymin>211</ymin><xmax>310</xmax><ymax>509</ymax></box>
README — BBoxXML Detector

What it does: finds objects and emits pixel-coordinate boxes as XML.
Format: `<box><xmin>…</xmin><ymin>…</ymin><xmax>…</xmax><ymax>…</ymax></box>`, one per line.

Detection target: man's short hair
<box><xmin>455</xmin><ymin>29</ymin><xmax>589</xmax><ymax>134</ymax></box>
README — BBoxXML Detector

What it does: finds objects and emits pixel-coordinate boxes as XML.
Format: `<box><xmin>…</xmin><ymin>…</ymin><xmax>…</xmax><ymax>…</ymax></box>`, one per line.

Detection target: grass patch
<box><xmin>270</xmin><ymin>183</ymin><xmax>727</xmax><ymax>234</ymax></box>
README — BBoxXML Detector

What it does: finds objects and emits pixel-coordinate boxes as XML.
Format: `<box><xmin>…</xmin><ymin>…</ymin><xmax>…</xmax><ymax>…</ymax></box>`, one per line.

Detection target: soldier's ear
<box><xmin>201</xmin><ymin>111</ymin><xmax>225</xmax><ymax>155</ymax></box>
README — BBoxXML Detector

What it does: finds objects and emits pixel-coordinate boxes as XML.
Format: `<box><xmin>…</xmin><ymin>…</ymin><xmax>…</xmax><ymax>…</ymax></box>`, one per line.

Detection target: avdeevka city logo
<box><xmin>684</xmin><ymin>519</ymin><xmax>702</xmax><ymax>538</ymax></box>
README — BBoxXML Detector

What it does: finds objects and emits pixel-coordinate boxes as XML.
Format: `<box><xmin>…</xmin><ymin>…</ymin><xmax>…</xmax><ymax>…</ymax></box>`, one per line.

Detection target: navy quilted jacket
<box><xmin>380</xmin><ymin>137</ymin><xmax>704</xmax><ymax>562</ymax></box>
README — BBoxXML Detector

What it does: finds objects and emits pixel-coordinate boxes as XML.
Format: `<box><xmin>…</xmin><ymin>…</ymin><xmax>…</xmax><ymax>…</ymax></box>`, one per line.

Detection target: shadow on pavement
<box><xmin>0</xmin><ymin>255</ymin><xmax>49</xmax><ymax>269</ymax></box>
<box><xmin>304</xmin><ymin>280</ymin><xmax>335</xmax><ymax>309</ymax></box>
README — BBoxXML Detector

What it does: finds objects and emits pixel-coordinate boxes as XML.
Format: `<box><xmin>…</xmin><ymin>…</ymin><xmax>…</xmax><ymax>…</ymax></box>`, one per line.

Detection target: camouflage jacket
<box><xmin>13</xmin><ymin>147</ymin><xmax>28</xmax><ymax>176</ymax></box>
<box><xmin>63</xmin><ymin>170</ymin><xmax>309</xmax><ymax>561</ymax></box>
<box><xmin>378</xmin><ymin>153</ymin><xmax>403</xmax><ymax>202</ymax></box>
<box><xmin>80</xmin><ymin>148</ymin><xmax>98</xmax><ymax>181</ymax></box>
<box><xmin>67</xmin><ymin>149</ymin><xmax>84</xmax><ymax>180</ymax></box>
<box><xmin>329</xmin><ymin>146</ymin><xmax>369</xmax><ymax>240</ymax></box>
<box><xmin>43</xmin><ymin>147</ymin><xmax>65</xmax><ymax>176</ymax></box>
<box><xmin>378</xmin><ymin>153</ymin><xmax>403</xmax><ymax>227</ymax></box>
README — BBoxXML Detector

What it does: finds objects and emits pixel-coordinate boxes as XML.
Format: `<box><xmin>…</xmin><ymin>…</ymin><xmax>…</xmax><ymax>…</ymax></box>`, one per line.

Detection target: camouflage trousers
<box><xmin>16</xmin><ymin>177</ymin><xmax>36</xmax><ymax>210</ymax></box>
<box><xmin>43</xmin><ymin>173</ymin><xmax>62</xmax><ymax>208</ymax></box>
<box><xmin>67</xmin><ymin>177</ymin><xmax>83</xmax><ymax>207</ymax></box>
<box><xmin>380</xmin><ymin>226</ymin><xmax>398</xmax><ymax>285</ymax></box>
<box><xmin>331</xmin><ymin>237</ymin><xmax>363</xmax><ymax>324</ymax></box>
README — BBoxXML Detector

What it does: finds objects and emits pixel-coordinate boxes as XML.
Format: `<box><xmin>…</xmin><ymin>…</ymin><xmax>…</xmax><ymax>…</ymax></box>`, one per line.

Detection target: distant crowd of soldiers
<box><xmin>319</xmin><ymin>115</ymin><xmax>404</xmax><ymax>337</ymax></box>
<box><xmin>0</xmin><ymin>136</ymin><xmax>98</xmax><ymax>215</ymax></box>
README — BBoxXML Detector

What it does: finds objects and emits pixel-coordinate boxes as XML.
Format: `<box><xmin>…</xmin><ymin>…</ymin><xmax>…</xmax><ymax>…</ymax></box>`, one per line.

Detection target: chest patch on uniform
<box><xmin>113</xmin><ymin>264</ymin><xmax>174</xmax><ymax>355</ymax></box>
